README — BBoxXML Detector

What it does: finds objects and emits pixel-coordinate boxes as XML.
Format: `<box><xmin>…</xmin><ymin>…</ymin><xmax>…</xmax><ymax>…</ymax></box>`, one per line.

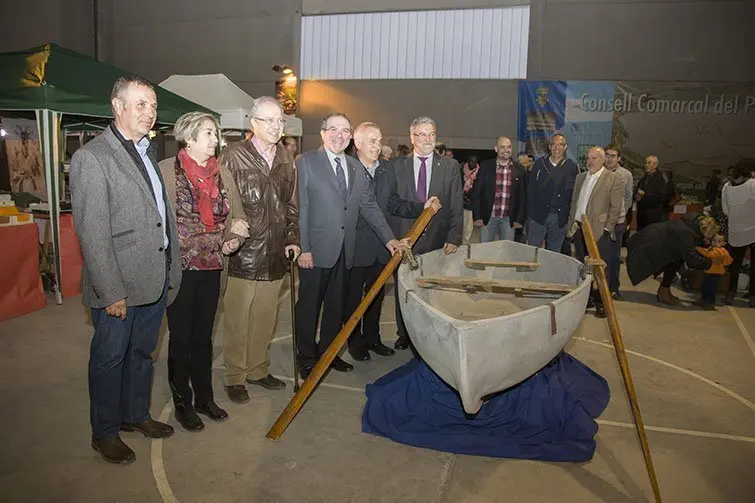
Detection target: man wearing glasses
<box><xmin>295</xmin><ymin>113</ymin><xmax>402</xmax><ymax>379</ymax></box>
<box><xmin>219</xmin><ymin>96</ymin><xmax>300</xmax><ymax>403</ymax></box>
<box><xmin>389</xmin><ymin>117</ymin><xmax>463</xmax><ymax>350</ymax></box>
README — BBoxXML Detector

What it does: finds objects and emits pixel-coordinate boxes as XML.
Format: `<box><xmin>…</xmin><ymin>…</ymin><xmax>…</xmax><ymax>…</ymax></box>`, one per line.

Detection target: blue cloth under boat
<box><xmin>362</xmin><ymin>352</ymin><xmax>610</xmax><ymax>462</ymax></box>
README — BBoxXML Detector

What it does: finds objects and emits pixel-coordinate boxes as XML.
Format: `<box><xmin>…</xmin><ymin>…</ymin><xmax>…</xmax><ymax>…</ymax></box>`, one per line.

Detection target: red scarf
<box><xmin>178</xmin><ymin>148</ymin><xmax>220</xmax><ymax>231</ymax></box>
<box><xmin>463</xmin><ymin>163</ymin><xmax>479</xmax><ymax>193</ymax></box>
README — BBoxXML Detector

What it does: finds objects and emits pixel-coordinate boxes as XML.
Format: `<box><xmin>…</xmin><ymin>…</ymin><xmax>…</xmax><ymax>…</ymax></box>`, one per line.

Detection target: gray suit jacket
<box><xmin>297</xmin><ymin>148</ymin><xmax>394</xmax><ymax>269</ymax></box>
<box><xmin>70</xmin><ymin>125</ymin><xmax>181</xmax><ymax>308</ymax></box>
<box><xmin>389</xmin><ymin>154</ymin><xmax>464</xmax><ymax>254</ymax></box>
<box><xmin>567</xmin><ymin>168</ymin><xmax>624</xmax><ymax>240</ymax></box>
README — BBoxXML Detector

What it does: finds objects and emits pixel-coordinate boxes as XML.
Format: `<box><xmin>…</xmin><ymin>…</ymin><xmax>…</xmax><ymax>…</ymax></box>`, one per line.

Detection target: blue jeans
<box><xmin>89</xmin><ymin>285</ymin><xmax>167</xmax><ymax>439</ymax></box>
<box><xmin>607</xmin><ymin>223</ymin><xmax>625</xmax><ymax>293</ymax></box>
<box><xmin>481</xmin><ymin>216</ymin><xmax>516</xmax><ymax>242</ymax></box>
<box><xmin>527</xmin><ymin>213</ymin><xmax>566</xmax><ymax>252</ymax></box>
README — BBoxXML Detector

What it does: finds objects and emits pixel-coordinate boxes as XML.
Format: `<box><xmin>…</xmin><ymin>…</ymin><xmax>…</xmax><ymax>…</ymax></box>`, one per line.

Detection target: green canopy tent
<box><xmin>0</xmin><ymin>43</ymin><xmax>214</xmax><ymax>304</ymax></box>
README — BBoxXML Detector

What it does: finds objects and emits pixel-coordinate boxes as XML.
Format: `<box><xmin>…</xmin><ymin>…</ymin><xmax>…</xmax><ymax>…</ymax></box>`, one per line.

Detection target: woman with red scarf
<box><xmin>158</xmin><ymin>112</ymin><xmax>249</xmax><ymax>432</ymax></box>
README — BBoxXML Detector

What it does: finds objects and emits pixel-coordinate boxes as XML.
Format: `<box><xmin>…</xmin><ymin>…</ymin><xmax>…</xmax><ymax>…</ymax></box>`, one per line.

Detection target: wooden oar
<box><xmin>581</xmin><ymin>217</ymin><xmax>662</xmax><ymax>503</ymax></box>
<box><xmin>266</xmin><ymin>206</ymin><xmax>438</xmax><ymax>440</ymax></box>
<box><xmin>464</xmin><ymin>259</ymin><xmax>539</xmax><ymax>269</ymax></box>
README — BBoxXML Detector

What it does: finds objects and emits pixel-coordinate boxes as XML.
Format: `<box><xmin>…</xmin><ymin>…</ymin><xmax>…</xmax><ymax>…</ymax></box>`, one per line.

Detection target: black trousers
<box><xmin>728</xmin><ymin>242</ymin><xmax>755</xmax><ymax>296</ymax></box>
<box><xmin>344</xmin><ymin>260</ymin><xmax>385</xmax><ymax>350</ymax></box>
<box><xmin>637</xmin><ymin>209</ymin><xmax>662</xmax><ymax>231</ymax></box>
<box><xmin>295</xmin><ymin>248</ymin><xmax>347</xmax><ymax>367</ymax></box>
<box><xmin>700</xmin><ymin>273</ymin><xmax>721</xmax><ymax>304</ymax></box>
<box><xmin>660</xmin><ymin>260</ymin><xmax>683</xmax><ymax>287</ymax></box>
<box><xmin>573</xmin><ymin>227</ymin><xmax>611</xmax><ymax>306</ymax></box>
<box><xmin>166</xmin><ymin>269</ymin><xmax>220</xmax><ymax>408</ymax></box>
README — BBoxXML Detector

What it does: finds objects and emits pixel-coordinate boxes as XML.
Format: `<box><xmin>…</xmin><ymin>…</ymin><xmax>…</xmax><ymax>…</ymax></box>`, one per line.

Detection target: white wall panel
<box><xmin>300</xmin><ymin>7</ymin><xmax>530</xmax><ymax>80</ymax></box>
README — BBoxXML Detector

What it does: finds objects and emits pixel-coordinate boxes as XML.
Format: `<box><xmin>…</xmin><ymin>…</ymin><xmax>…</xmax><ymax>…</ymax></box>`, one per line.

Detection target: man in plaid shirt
<box><xmin>472</xmin><ymin>136</ymin><xmax>527</xmax><ymax>241</ymax></box>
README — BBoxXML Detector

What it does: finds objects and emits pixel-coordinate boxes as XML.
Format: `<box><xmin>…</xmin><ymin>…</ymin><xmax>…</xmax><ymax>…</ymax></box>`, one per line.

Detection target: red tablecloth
<box><xmin>0</xmin><ymin>223</ymin><xmax>46</xmax><ymax>322</ymax></box>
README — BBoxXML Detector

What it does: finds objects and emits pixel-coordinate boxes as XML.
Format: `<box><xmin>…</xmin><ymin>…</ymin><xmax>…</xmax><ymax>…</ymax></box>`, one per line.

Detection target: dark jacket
<box><xmin>471</xmin><ymin>158</ymin><xmax>526</xmax><ymax>226</ymax></box>
<box><xmin>636</xmin><ymin>170</ymin><xmax>666</xmax><ymax>222</ymax></box>
<box><xmin>220</xmin><ymin>140</ymin><xmax>299</xmax><ymax>281</ymax></box>
<box><xmin>526</xmin><ymin>156</ymin><xmax>579</xmax><ymax>228</ymax></box>
<box><xmin>626</xmin><ymin>212</ymin><xmax>712</xmax><ymax>285</ymax></box>
<box><xmin>388</xmin><ymin>154</ymin><xmax>464</xmax><ymax>254</ymax></box>
<box><xmin>353</xmin><ymin>159</ymin><xmax>424</xmax><ymax>267</ymax></box>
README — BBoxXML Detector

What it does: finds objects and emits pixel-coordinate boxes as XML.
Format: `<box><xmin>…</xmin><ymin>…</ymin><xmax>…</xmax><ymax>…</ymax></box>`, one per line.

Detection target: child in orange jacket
<box><xmin>695</xmin><ymin>234</ymin><xmax>734</xmax><ymax>310</ymax></box>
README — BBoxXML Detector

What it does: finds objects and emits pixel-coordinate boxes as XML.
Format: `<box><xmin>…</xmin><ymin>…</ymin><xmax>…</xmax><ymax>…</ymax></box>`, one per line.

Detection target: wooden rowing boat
<box><xmin>396</xmin><ymin>240</ymin><xmax>592</xmax><ymax>414</ymax></box>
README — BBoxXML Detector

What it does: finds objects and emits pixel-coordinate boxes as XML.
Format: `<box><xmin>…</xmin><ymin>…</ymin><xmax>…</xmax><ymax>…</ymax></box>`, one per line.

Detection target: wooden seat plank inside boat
<box><xmin>415</xmin><ymin>276</ymin><xmax>575</xmax><ymax>295</ymax></box>
<box><xmin>464</xmin><ymin>259</ymin><xmax>540</xmax><ymax>269</ymax></box>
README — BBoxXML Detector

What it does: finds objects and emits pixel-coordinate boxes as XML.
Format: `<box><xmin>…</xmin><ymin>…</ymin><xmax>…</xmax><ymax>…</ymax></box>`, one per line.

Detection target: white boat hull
<box><xmin>397</xmin><ymin>240</ymin><xmax>592</xmax><ymax>414</ymax></box>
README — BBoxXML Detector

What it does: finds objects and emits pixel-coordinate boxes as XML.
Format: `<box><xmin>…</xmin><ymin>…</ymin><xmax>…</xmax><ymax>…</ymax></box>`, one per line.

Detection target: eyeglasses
<box><xmin>323</xmin><ymin>126</ymin><xmax>352</xmax><ymax>136</ymax></box>
<box><xmin>412</xmin><ymin>131</ymin><xmax>436</xmax><ymax>140</ymax></box>
<box><xmin>254</xmin><ymin>116</ymin><xmax>285</xmax><ymax>127</ymax></box>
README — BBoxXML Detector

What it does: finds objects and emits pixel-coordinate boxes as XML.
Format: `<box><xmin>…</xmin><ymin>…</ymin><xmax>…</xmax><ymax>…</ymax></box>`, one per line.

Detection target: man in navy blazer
<box><xmin>295</xmin><ymin>113</ymin><xmax>401</xmax><ymax>378</ymax></box>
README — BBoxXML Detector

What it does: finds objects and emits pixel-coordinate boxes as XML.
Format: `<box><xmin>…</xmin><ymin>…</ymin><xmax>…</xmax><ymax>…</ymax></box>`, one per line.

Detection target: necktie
<box><xmin>334</xmin><ymin>157</ymin><xmax>347</xmax><ymax>200</ymax></box>
<box><xmin>417</xmin><ymin>156</ymin><xmax>428</xmax><ymax>202</ymax></box>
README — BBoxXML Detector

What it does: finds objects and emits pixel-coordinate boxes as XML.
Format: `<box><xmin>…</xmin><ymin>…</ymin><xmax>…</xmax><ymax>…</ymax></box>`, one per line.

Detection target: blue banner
<box><xmin>563</xmin><ymin>81</ymin><xmax>617</xmax><ymax>170</ymax></box>
<box><xmin>517</xmin><ymin>80</ymin><xmax>566</xmax><ymax>159</ymax></box>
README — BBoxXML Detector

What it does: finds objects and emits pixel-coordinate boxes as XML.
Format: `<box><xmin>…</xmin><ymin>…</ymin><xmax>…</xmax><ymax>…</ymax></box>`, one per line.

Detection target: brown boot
<box><xmin>656</xmin><ymin>286</ymin><xmax>680</xmax><ymax>306</ymax></box>
<box><xmin>91</xmin><ymin>436</ymin><xmax>136</xmax><ymax>464</ymax></box>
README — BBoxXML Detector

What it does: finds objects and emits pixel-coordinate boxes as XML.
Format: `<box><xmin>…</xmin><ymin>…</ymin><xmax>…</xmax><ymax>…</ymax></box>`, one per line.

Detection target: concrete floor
<box><xmin>1</xmin><ymin>265</ymin><xmax>754</xmax><ymax>503</ymax></box>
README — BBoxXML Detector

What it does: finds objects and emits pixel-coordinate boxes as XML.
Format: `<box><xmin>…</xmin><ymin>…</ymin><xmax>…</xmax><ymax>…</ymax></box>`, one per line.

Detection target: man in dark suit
<box><xmin>472</xmin><ymin>136</ymin><xmax>526</xmax><ymax>242</ymax></box>
<box><xmin>296</xmin><ymin>113</ymin><xmax>401</xmax><ymax>378</ymax></box>
<box><xmin>388</xmin><ymin>116</ymin><xmax>463</xmax><ymax>350</ymax></box>
<box><xmin>344</xmin><ymin>122</ymin><xmax>441</xmax><ymax>362</ymax></box>
<box><xmin>70</xmin><ymin>76</ymin><xmax>181</xmax><ymax>464</ymax></box>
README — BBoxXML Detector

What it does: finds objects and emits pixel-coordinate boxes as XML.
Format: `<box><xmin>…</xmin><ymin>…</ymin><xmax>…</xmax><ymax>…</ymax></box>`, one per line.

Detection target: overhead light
<box><xmin>272</xmin><ymin>64</ymin><xmax>294</xmax><ymax>75</ymax></box>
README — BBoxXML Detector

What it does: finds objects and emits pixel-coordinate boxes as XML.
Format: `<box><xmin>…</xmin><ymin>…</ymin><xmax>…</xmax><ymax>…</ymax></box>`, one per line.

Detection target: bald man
<box><xmin>634</xmin><ymin>155</ymin><xmax>666</xmax><ymax>230</ymax></box>
<box><xmin>566</xmin><ymin>146</ymin><xmax>624</xmax><ymax>317</ymax></box>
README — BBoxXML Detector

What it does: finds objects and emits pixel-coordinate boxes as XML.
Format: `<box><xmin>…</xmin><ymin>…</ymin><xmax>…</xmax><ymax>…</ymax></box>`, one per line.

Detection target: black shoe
<box><xmin>121</xmin><ymin>418</ymin><xmax>175</xmax><ymax>438</ymax></box>
<box><xmin>348</xmin><ymin>346</ymin><xmax>371</xmax><ymax>361</ymax></box>
<box><xmin>394</xmin><ymin>337</ymin><xmax>410</xmax><ymax>350</ymax></box>
<box><xmin>331</xmin><ymin>356</ymin><xmax>354</xmax><ymax>372</ymax></box>
<box><xmin>368</xmin><ymin>342</ymin><xmax>395</xmax><ymax>357</ymax></box>
<box><xmin>91</xmin><ymin>436</ymin><xmax>135</xmax><ymax>464</ymax></box>
<box><xmin>299</xmin><ymin>365</ymin><xmax>314</xmax><ymax>380</ymax></box>
<box><xmin>611</xmin><ymin>291</ymin><xmax>624</xmax><ymax>301</ymax></box>
<box><xmin>224</xmin><ymin>385</ymin><xmax>250</xmax><ymax>404</ymax></box>
<box><xmin>195</xmin><ymin>402</ymin><xmax>229</xmax><ymax>421</ymax></box>
<box><xmin>594</xmin><ymin>304</ymin><xmax>607</xmax><ymax>318</ymax></box>
<box><xmin>246</xmin><ymin>374</ymin><xmax>286</xmax><ymax>390</ymax></box>
<box><xmin>175</xmin><ymin>406</ymin><xmax>204</xmax><ymax>432</ymax></box>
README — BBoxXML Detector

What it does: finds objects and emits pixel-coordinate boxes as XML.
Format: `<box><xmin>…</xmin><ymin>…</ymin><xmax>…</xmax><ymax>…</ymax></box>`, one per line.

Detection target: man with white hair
<box><xmin>388</xmin><ymin>116</ymin><xmax>463</xmax><ymax>350</ymax></box>
<box><xmin>635</xmin><ymin>155</ymin><xmax>666</xmax><ymax>230</ymax></box>
<box><xmin>344</xmin><ymin>122</ymin><xmax>440</xmax><ymax>361</ymax></box>
<box><xmin>566</xmin><ymin>146</ymin><xmax>624</xmax><ymax>317</ymax></box>
<box><xmin>219</xmin><ymin>96</ymin><xmax>300</xmax><ymax>403</ymax></box>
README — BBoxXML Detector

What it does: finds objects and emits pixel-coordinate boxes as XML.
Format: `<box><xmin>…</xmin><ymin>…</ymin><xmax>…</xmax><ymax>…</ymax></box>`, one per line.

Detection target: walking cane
<box><xmin>287</xmin><ymin>249</ymin><xmax>300</xmax><ymax>392</ymax></box>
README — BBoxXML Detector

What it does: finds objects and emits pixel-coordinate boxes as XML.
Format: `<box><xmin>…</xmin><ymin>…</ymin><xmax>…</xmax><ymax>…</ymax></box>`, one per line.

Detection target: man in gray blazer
<box><xmin>566</xmin><ymin>146</ymin><xmax>623</xmax><ymax>318</ymax></box>
<box><xmin>296</xmin><ymin>113</ymin><xmax>401</xmax><ymax>378</ymax></box>
<box><xmin>389</xmin><ymin>116</ymin><xmax>464</xmax><ymax>349</ymax></box>
<box><xmin>70</xmin><ymin>76</ymin><xmax>181</xmax><ymax>464</ymax></box>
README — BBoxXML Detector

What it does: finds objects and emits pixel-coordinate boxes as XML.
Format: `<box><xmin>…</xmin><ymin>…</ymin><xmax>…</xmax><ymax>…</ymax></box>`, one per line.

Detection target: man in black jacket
<box><xmin>343</xmin><ymin>122</ymin><xmax>440</xmax><ymax>361</ymax></box>
<box><xmin>635</xmin><ymin>155</ymin><xmax>667</xmax><ymax>230</ymax></box>
<box><xmin>525</xmin><ymin>133</ymin><xmax>580</xmax><ymax>252</ymax></box>
<box><xmin>472</xmin><ymin>136</ymin><xmax>526</xmax><ymax>241</ymax></box>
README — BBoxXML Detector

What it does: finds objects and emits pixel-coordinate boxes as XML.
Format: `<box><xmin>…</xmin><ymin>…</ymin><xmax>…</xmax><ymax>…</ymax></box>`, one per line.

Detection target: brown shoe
<box><xmin>246</xmin><ymin>374</ymin><xmax>286</xmax><ymax>390</ymax></box>
<box><xmin>656</xmin><ymin>286</ymin><xmax>680</xmax><ymax>306</ymax></box>
<box><xmin>225</xmin><ymin>385</ymin><xmax>250</xmax><ymax>404</ymax></box>
<box><xmin>91</xmin><ymin>436</ymin><xmax>135</xmax><ymax>464</ymax></box>
<box><xmin>121</xmin><ymin>418</ymin><xmax>174</xmax><ymax>438</ymax></box>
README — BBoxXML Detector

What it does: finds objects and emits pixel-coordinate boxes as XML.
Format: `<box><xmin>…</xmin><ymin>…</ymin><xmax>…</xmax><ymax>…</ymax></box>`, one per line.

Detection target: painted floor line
<box><xmin>573</xmin><ymin>337</ymin><xmax>755</xmax><ymax>413</ymax></box>
<box><xmin>597</xmin><ymin>419</ymin><xmax>755</xmax><ymax>444</ymax></box>
<box><xmin>151</xmin><ymin>401</ymin><xmax>179</xmax><ymax>503</ymax></box>
<box><xmin>728</xmin><ymin>306</ymin><xmax>755</xmax><ymax>362</ymax></box>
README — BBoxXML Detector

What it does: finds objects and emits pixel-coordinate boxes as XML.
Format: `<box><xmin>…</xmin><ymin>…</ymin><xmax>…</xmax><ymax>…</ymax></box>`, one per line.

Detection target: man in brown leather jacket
<box><xmin>219</xmin><ymin>96</ymin><xmax>300</xmax><ymax>403</ymax></box>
